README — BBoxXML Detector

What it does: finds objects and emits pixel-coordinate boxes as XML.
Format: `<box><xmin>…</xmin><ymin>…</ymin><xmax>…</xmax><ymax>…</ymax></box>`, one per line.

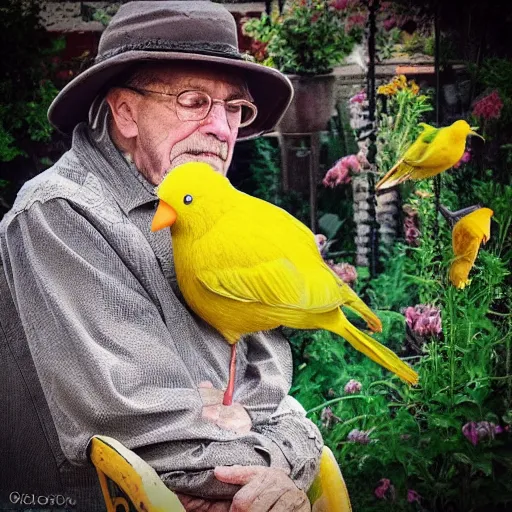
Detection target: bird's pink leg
<box><xmin>222</xmin><ymin>344</ymin><xmax>237</xmax><ymax>406</ymax></box>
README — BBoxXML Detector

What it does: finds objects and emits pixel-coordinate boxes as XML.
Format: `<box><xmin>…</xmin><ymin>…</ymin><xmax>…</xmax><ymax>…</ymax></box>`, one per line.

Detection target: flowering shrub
<box><xmin>404</xmin><ymin>304</ymin><xmax>442</xmax><ymax>337</ymax></box>
<box><xmin>344</xmin><ymin>378</ymin><xmax>362</xmax><ymax>394</ymax></box>
<box><xmin>374</xmin><ymin>478</ymin><xmax>395</xmax><ymax>500</ymax></box>
<box><xmin>407</xmin><ymin>489</ymin><xmax>421</xmax><ymax>504</ymax></box>
<box><xmin>242</xmin><ymin>0</ymin><xmax>361</xmax><ymax>75</ymax></box>
<box><xmin>375</xmin><ymin>76</ymin><xmax>433</xmax><ymax>188</ymax></box>
<box><xmin>403</xmin><ymin>204</ymin><xmax>421</xmax><ymax>246</ymax></box>
<box><xmin>347</xmin><ymin>428</ymin><xmax>373</xmax><ymax>444</ymax></box>
<box><xmin>453</xmin><ymin>149</ymin><xmax>472</xmax><ymax>169</ymax></box>
<box><xmin>327</xmin><ymin>261</ymin><xmax>358</xmax><ymax>285</ymax></box>
<box><xmin>472</xmin><ymin>90</ymin><xmax>504</xmax><ymax>121</ymax></box>
<box><xmin>322</xmin><ymin>154</ymin><xmax>361</xmax><ymax>187</ymax></box>
<box><xmin>377</xmin><ymin>74</ymin><xmax>420</xmax><ymax>96</ymax></box>
<box><xmin>462</xmin><ymin>421</ymin><xmax>506</xmax><ymax>446</ymax></box>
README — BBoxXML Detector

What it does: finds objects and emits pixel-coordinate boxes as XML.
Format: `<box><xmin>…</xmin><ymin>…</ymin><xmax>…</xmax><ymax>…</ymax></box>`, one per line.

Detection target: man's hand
<box><xmin>198</xmin><ymin>381</ymin><xmax>252</xmax><ymax>434</ymax></box>
<box><xmin>214</xmin><ymin>466</ymin><xmax>311</xmax><ymax>512</ymax></box>
<box><xmin>177</xmin><ymin>494</ymin><xmax>231</xmax><ymax>512</ymax></box>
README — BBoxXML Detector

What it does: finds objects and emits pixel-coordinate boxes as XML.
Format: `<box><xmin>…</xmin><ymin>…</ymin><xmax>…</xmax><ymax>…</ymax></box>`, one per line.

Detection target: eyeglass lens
<box><xmin>176</xmin><ymin>91</ymin><xmax>256</xmax><ymax>127</ymax></box>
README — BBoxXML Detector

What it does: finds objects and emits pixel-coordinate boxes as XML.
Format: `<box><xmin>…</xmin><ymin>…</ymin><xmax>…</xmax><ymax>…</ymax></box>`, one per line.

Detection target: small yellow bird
<box><xmin>376</xmin><ymin>120</ymin><xmax>484</xmax><ymax>191</ymax></box>
<box><xmin>152</xmin><ymin>163</ymin><xmax>418</xmax><ymax>405</ymax></box>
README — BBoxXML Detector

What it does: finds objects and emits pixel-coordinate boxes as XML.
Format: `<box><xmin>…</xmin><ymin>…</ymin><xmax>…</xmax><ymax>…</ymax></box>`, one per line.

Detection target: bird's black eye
<box><xmin>183</xmin><ymin>194</ymin><xmax>193</xmax><ymax>205</ymax></box>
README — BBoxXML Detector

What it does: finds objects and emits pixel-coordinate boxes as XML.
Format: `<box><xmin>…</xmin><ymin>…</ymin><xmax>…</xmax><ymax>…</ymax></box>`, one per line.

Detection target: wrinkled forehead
<box><xmin>142</xmin><ymin>62</ymin><xmax>249</xmax><ymax>97</ymax></box>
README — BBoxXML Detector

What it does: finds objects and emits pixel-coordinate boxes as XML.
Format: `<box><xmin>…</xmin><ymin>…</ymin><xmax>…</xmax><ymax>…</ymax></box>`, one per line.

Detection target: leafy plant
<box><xmin>375</xmin><ymin>78</ymin><xmax>434</xmax><ymax>178</ymax></box>
<box><xmin>242</xmin><ymin>0</ymin><xmax>361</xmax><ymax>75</ymax></box>
<box><xmin>0</xmin><ymin>0</ymin><xmax>63</xmax><ymax>163</ymax></box>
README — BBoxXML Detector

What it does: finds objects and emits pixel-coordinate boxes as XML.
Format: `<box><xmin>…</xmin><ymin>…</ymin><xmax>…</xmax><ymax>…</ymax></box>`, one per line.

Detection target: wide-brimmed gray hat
<box><xmin>47</xmin><ymin>0</ymin><xmax>293</xmax><ymax>140</ymax></box>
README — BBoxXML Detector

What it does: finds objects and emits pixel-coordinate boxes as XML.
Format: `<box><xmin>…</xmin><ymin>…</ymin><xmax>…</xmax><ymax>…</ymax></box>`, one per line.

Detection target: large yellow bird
<box><xmin>376</xmin><ymin>120</ymin><xmax>484</xmax><ymax>191</ymax></box>
<box><xmin>152</xmin><ymin>163</ymin><xmax>418</xmax><ymax>405</ymax></box>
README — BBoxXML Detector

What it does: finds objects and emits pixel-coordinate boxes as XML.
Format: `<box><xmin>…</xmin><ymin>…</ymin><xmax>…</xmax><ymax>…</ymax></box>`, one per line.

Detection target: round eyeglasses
<box><xmin>123</xmin><ymin>86</ymin><xmax>258</xmax><ymax>128</ymax></box>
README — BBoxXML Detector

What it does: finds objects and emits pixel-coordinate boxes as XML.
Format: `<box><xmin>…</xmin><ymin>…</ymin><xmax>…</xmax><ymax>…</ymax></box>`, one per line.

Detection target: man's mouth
<box><xmin>184</xmin><ymin>150</ymin><xmax>226</xmax><ymax>161</ymax></box>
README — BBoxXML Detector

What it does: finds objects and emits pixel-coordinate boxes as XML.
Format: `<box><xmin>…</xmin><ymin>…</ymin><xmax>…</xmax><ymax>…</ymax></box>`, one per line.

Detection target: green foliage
<box><xmin>402</xmin><ymin>32</ymin><xmax>456</xmax><ymax>62</ymax></box>
<box><xmin>288</xmin><ymin>216</ymin><xmax>512</xmax><ymax>509</ymax></box>
<box><xmin>0</xmin><ymin>0</ymin><xmax>62</xmax><ymax>162</ymax></box>
<box><xmin>242</xmin><ymin>1</ymin><xmax>360</xmax><ymax>75</ymax></box>
<box><xmin>376</xmin><ymin>27</ymin><xmax>402</xmax><ymax>62</ymax></box>
<box><xmin>285</xmin><ymin>143</ymin><xmax>512</xmax><ymax>510</ymax></box>
<box><xmin>402</xmin><ymin>32</ymin><xmax>435</xmax><ymax>56</ymax></box>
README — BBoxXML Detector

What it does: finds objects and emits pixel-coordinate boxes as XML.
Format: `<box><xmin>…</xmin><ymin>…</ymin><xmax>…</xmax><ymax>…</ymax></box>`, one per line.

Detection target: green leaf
<box><xmin>318</xmin><ymin>213</ymin><xmax>343</xmax><ymax>239</ymax></box>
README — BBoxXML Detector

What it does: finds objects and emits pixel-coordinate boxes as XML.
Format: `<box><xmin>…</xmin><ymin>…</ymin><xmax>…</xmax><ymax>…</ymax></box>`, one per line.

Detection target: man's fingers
<box><xmin>214</xmin><ymin>465</ymin><xmax>266</xmax><ymax>485</ymax></box>
<box><xmin>176</xmin><ymin>493</ymin><xmax>231</xmax><ymax>512</ymax></box>
<box><xmin>231</xmin><ymin>487</ymin><xmax>281</xmax><ymax>512</ymax></box>
<box><xmin>270</xmin><ymin>490</ymin><xmax>310</xmax><ymax>512</ymax></box>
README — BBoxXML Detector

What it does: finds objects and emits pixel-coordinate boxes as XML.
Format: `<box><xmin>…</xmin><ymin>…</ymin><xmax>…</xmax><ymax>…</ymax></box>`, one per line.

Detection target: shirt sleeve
<box><xmin>1</xmin><ymin>198</ymin><xmax>322</xmax><ymax>497</ymax></box>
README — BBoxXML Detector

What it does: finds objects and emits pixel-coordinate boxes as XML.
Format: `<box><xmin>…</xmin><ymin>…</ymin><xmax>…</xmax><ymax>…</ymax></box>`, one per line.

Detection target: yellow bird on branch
<box><xmin>152</xmin><ymin>163</ymin><xmax>418</xmax><ymax>406</ymax></box>
<box><xmin>376</xmin><ymin>120</ymin><xmax>484</xmax><ymax>191</ymax></box>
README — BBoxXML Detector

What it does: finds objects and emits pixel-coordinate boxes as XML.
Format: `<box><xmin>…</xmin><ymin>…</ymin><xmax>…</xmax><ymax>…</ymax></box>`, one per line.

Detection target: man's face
<box><xmin>119</xmin><ymin>65</ymin><xmax>250</xmax><ymax>184</ymax></box>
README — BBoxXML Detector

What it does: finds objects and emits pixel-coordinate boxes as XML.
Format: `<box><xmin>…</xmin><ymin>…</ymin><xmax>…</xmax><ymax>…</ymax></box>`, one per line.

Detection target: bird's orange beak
<box><xmin>151</xmin><ymin>200</ymin><xmax>177</xmax><ymax>231</ymax></box>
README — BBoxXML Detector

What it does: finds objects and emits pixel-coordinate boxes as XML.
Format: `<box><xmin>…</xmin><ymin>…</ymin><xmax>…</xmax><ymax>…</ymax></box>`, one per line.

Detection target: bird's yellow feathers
<box><xmin>154</xmin><ymin>162</ymin><xmax>417</xmax><ymax>385</ymax></box>
<box><xmin>376</xmin><ymin>120</ymin><xmax>482</xmax><ymax>191</ymax></box>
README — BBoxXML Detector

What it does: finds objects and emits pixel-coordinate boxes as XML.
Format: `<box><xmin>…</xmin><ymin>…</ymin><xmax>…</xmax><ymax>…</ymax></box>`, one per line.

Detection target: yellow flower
<box><xmin>377</xmin><ymin>83</ymin><xmax>398</xmax><ymax>96</ymax></box>
<box><xmin>395</xmin><ymin>74</ymin><xmax>408</xmax><ymax>88</ymax></box>
<box><xmin>449</xmin><ymin>208</ymin><xmax>493</xmax><ymax>289</ymax></box>
<box><xmin>409</xmin><ymin>80</ymin><xmax>420</xmax><ymax>95</ymax></box>
<box><xmin>378</xmin><ymin>75</ymin><xmax>421</xmax><ymax>97</ymax></box>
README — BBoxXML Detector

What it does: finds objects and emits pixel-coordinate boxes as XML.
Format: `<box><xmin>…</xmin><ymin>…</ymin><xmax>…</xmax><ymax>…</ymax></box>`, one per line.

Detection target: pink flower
<box><xmin>383</xmin><ymin>17</ymin><xmax>397</xmax><ymax>31</ymax></box>
<box><xmin>454</xmin><ymin>149</ymin><xmax>472</xmax><ymax>169</ymax></box>
<box><xmin>347</xmin><ymin>428</ymin><xmax>372</xmax><ymax>444</ymax></box>
<box><xmin>343</xmin><ymin>154</ymin><xmax>361</xmax><ymax>171</ymax></box>
<box><xmin>333</xmin><ymin>0</ymin><xmax>361</xmax><ymax>8</ymax></box>
<box><xmin>322</xmin><ymin>155</ymin><xmax>361</xmax><ymax>188</ymax></box>
<box><xmin>404</xmin><ymin>305</ymin><xmax>442</xmax><ymax>337</ymax></box>
<box><xmin>330</xmin><ymin>262</ymin><xmax>358</xmax><ymax>285</ymax></box>
<box><xmin>346</xmin><ymin>13</ymin><xmax>367</xmax><ymax>32</ymax></box>
<box><xmin>322</xmin><ymin>163</ymin><xmax>350</xmax><ymax>187</ymax></box>
<box><xmin>462</xmin><ymin>421</ymin><xmax>506</xmax><ymax>446</ymax></box>
<box><xmin>405</xmin><ymin>224</ymin><xmax>421</xmax><ymax>246</ymax></box>
<box><xmin>350</xmin><ymin>90</ymin><xmax>366</xmax><ymax>104</ymax></box>
<box><xmin>321</xmin><ymin>407</ymin><xmax>340</xmax><ymax>428</ymax></box>
<box><xmin>374</xmin><ymin>478</ymin><xmax>394</xmax><ymax>499</ymax></box>
<box><xmin>472</xmin><ymin>90</ymin><xmax>503</xmax><ymax>120</ymax></box>
<box><xmin>332</xmin><ymin>0</ymin><xmax>349</xmax><ymax>9</ymax></box>
<box><xmin>344</xmin><ymin>378</ymin><xmax>362</xmax><ymax>394</ymax></box>
<box><xmin>404</xmin><ymin>206</ymin><xmax>421</xmax><ymax>246</ymax></box>
<box><xmin>407</xmin><ymin>489</ymin><xmax>421</xmax><ymax>503</ymax></box>
<box><xmin>314</xmin><ymin>234</ymin><xmax>328</xmax><ymax>253</ymax></box>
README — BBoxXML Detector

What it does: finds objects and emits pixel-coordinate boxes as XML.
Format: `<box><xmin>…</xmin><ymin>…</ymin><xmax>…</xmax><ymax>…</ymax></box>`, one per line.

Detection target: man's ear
<box><xmin>106</xmin><ymin>88</ymin><xmax>139</xmax><ymax>139</ymax></box>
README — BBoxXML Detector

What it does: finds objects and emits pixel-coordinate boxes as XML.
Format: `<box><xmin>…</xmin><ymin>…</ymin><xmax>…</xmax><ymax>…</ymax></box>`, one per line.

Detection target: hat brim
<box><xmin>48</xmin><ymin>50</ymin><xmax>293</xmax><ymax>140</ymax></box>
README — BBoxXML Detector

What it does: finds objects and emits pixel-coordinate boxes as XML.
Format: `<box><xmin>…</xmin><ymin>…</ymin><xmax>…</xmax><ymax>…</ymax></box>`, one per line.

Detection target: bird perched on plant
<box><xmin>376</xmin><ymin>120</ymin><xmax>484</xmax><ymax>191</ymax></box>
<box><xmin>152</xmin><ymin>163</ymin><xmax>418</xmax><ymax>405</ymax></box>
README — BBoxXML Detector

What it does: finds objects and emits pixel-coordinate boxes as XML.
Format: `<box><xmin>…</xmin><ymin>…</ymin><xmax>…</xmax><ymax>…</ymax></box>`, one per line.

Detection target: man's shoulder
<box><xmin>1</xmin><ymin>149</ymin><xmax>110</xmax><ymax>228</ymax></box>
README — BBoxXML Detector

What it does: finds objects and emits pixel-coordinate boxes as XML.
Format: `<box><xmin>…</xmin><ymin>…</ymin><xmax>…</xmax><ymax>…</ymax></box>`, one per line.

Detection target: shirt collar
<box><xmin>86</xmin><ymin>102</ymin><xmax>158</xmax><ymax>214</ymax></box>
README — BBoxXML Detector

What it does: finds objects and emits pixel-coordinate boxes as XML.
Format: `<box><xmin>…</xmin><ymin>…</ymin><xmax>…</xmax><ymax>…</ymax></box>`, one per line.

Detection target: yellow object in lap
<box><xmin>308</xmin><ymin>446</ymin><xmax>352</xmax><ymax>511</ymax></box>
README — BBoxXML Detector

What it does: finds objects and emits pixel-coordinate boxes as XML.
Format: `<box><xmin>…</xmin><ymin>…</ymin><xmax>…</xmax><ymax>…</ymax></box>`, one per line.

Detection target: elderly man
<box><xmin>0</xmin><ymin>2</ymin><xmax>323</xmax><ymax>511</ymax></box>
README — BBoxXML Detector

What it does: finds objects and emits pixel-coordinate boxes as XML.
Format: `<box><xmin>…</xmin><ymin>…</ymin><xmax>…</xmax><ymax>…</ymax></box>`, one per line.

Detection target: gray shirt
<box><xmin>0</xmin><ymin>118</ymin><xmax>322</xmax><ymax>499</ymax></box>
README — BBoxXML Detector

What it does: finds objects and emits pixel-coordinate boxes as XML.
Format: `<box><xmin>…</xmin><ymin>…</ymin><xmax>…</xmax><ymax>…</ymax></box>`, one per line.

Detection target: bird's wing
<box><xmin>403</xmin><ymin>125</ymin><xmax>462</xmax><ymax>168</ymax></box>
<box><xmin>197</xmin><ymin>258</ymin><xmax>345</xmax><ymax>313</ymax></box>
<box><xmin>376</xmin><ymin>124</ymin><xmax>441</xmax><ymax>189</ymax></box>
<box><xmin>401</xmin><ymin>124</ymin><xmax>439</xmax><ymax>163</ymax></box>
<box><xmin>193</xmin><ymin>202</ymin><xmax>345</xmax><ymax>313</ymax></box>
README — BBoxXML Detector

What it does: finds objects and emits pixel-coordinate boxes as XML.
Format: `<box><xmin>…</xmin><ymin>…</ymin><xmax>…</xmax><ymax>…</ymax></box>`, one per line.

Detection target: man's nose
<box><xmin>199</xmin><ymin>102</ymin><xmax>232</xmax><ymax>141</ymax></box>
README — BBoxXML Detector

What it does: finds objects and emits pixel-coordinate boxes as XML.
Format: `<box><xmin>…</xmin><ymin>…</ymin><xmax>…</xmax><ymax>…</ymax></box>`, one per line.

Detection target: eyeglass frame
<box><xmin>121</xmin><ymin>86</ymin><xmax>258</xmax><ymax>129</ymax></box>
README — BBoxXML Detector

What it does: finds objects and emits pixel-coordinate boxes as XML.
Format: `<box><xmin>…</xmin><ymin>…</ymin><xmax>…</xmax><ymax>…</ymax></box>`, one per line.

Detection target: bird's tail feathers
<box><xmin>341</xmin><ymin>286</ymin><xmax>382</xmax><ymax>332</ymax></box>
<box><xmin>333</xmin><ymin>318</ymin><xmax>418</xmax><ymax>385</ymax></box>
<box><xmin>376</xmin><ymin>160</ymin><xmax>414</xmax><ymax>190</ymax></box>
